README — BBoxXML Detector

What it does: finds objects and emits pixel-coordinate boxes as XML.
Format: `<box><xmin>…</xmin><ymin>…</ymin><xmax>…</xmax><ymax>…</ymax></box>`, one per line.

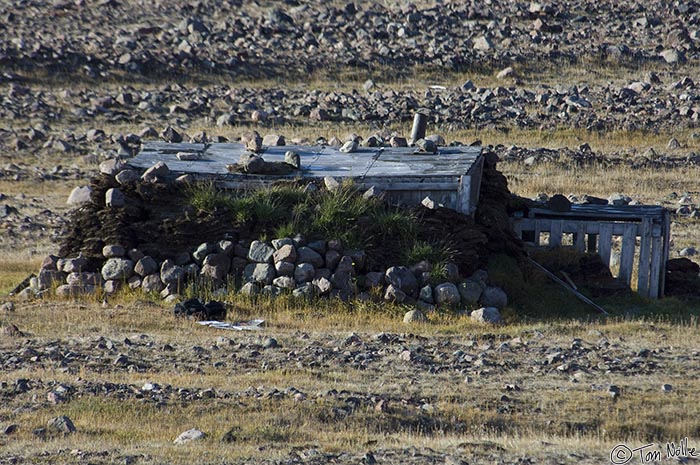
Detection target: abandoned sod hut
<box><xmin>130</xmin><ymin>136</ymin><xmax>670</xmax><ymax>300</ymax></box>
<box><xmin>31</xmin><ymin>115</ymin><xmax>670</xmax><ymax>305</ymax></box>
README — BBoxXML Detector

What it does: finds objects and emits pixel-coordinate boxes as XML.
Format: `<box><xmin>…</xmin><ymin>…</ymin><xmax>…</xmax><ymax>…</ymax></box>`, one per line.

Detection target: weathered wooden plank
<box><xmin>574</xmin><ymin>222</ymin><xmax>587</xmax><ymax>252</ymax></box>
<box><xmin>598</xmin><ymin>223</ymin><xmax>613</xmax><ymax>268</ymax></box>
<box><xmin>618</xmin><ymin>224</ymin><xmax>637</xmax><ymax>286</ymax></box>
<box><xmin>636</xmin><ymin>218</ymin><xmax>652</xmax><ymax>297</ymax></box>
<box><xmin>649</xmin><ymin>236</ymin><xmax>663</xmax><ymax>299</ymax></box>
<box><xmin>660</xmin><ymin>210</ymin><xmax>671</xmax><ymax>297</ymax></box>
<box><xmin>515</xmin><ymin>218</ymin><xmax>655</xmax><ymax>237</ymax></box>
<box><xmin>456</xmin><ymin>175</ymin><xmax>471</xmax><ymax>215</ymax></box>
<box><xmin>549</xmin><ymin>220</ymin><xmax>563</xmax><ymax>247</ymax></box>
<box><xmin>529</xmin><ymin>204</ymin><xmax>666</xmax><ymax>221</ymax></box>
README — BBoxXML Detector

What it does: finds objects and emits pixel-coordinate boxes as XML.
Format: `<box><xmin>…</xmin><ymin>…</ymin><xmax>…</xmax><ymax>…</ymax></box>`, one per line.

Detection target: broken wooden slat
<box><xmin>636</xmin><ymin>217</ymin><xmax>653</xmax><ymax>298</ymax></box>
<box><xmin>618</xmin><ymin>223</ymin><xmax>638</xmax><ymax>286</ymax></box>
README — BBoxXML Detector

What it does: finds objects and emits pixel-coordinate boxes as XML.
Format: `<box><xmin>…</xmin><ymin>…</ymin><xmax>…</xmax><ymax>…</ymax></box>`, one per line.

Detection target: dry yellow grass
<box><xmin>2</xmin><ymin>300</ymin><xmax>700</xmax><ymax>464</ymax></box>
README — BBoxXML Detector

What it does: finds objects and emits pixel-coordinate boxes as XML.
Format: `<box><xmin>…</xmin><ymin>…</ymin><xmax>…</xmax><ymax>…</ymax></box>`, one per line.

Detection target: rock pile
<box><xmin>24</xmin><ymin>233</ymin><xmax>509</xmax><ymax>314</ymax></box>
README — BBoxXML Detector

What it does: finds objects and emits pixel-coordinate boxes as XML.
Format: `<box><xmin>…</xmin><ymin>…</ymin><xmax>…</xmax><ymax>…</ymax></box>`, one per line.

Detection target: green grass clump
<box><xmin>185</xmin><ymin>182</ymin><xmax>233</xmax><ymax>214</ymax></box>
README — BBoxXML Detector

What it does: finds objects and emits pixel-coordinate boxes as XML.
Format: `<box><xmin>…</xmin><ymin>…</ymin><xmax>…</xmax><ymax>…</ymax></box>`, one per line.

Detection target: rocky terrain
<box><xmin>3</xmin><ymin>1</ymin><xmax>700</xmax><ymax>464</ymax></box>
<box><xmin>2</xmin><ymin>300</ymin><xmax>700</xmax><ymax>465</ymax></box>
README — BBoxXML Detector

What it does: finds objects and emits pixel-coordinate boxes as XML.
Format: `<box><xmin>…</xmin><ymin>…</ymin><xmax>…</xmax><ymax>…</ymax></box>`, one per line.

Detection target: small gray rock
<box><xmin>384</xmin><ymin>284</ymin><xmax>406</xmax><ymax>303</ymax></box>
<box><xmin>105</xmin><ymin>188</ymin><xmax>125</xmax><ymax>208</ymax></box>
<box><xmin>115</xmin><ymin>169</ymin><xmax>139</xmax><ymax>185</ymax></box>
<box><xmin>292</xmin><ymin>283</ymin><xmax>319</xmax><ymax>299</ymax></box>
<box><xmin>272</xmin><ymin>276</ymin><xmax>296</xmax><ymax>290</ymax></box>
<box><xmin>284</xmin><ymin>151</ymin><xmax>300</xmax><ymax>169</ymax></box>
<box><xmin>102</xmin><ymin>244</ymin><xmax>125</xmax><ymax>258</ymax></box>
<box><xmin>419</xmin><ymin>285</ymin><xmax>434</xmax><ymax>304</ymax></box>
<box><xmin>160</xmin><ymin>259</ymin><xmax>186</xmax><ymax>285</ymax></box>
<box><xmin>403</xmin><ymin>309</ymin><xmax>427</xmax><ymax>323</ymax></box>
<box><xmin>47</xmin><ymin>415</ymin><xmax>76</xmax><ymax>434</ymax></box>
<box><xmin>324</xmin><ymin>176</ymin><xmax>340</xmax><ymax>192</ymax></box>
<box><xmin>141</xmin><ymin>161</ymin><xmax>169</xmax><ymax>183</ymax></box>
<box><xmin>67</xmin><ymin>186</ymin><xmax>92</xmax><ymax>205</ymax></box>
<box><xmin>470</xmin><ymin>307</ymin><xmax>502</xmax><ymax>324</ymax></box>
<box><xmin>275</xmin><ymin>261</ymin><xmax>295</xmax><ymax>277</ymax></box>
<box><xmin>174</xmin><ymin>428</ymin><xmax>206</xmax><ymax>444</ymax></box>
<box><xmin>239</xmin><ymin>282</ymin><xmax>261</xmax><ymax>296</ymax></box>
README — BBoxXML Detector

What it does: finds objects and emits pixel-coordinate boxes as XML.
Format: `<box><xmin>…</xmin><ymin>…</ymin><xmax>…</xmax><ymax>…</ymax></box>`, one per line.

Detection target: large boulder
<box><xmin>101</xmin><ymin>258</ymin><xmax>135</xmax><ymax>281</ymax></box>
<box><xmin>385</xmin><ymin>266</ymin><xmax>418</xmax><ymax>294</ymax></box>
<box><xmin>160</xmin><ymin>259</ymin><xmax>186</xmax><ymax>285</ymax></box>
<box><xmin>200</xmin><ymin>253</ymin><xmax>231</xmax><ymax>282</ymax></box>
<box><xmin>272</xmin><ymin>244</ymin><xmax>296</xmax><ymax>263</ymax></box>
<box><xmin>294</xmin><ymin>263</ymin><xmax>315</xmax><ymax>283</ymax></box>
<box><xmin>458</xmin><ymin>280</ymin><xmax>483</xmax><ymax>304</ymax></box>
<box><xmin>135</xmin><ymin>256</ymin><xmax>159</xmax><ymax>277</ymax></box>
<box><xmin>243</xmin><ymin>263</ymin><xmax>276</xmax><ymax>285</ymax></box>
<box><xmin>141</xmin><ymin>274</ymin><xmax>164</xmax><ymax>293</ymax></box>
<box><xmin>434</xmin><ymin>282</ymin><xmax>461</xmax><ymax>307</ymax></box>
<box><xmin>248</xmin><ymin>241</ymin><xmax>275</xmax><ymax>263</ymax></box>
<box><xmin>296</xmin><ymin>247</ymin><xmax>324</xmax><ymax>268</ymax></box>
<box><xmin>479</xmin><ymin>286</ymin><xmax>508</xmax><ymax>309</ymax></box>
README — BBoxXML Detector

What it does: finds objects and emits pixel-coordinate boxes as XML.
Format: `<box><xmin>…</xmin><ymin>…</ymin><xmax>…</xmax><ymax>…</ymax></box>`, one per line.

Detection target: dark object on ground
<box><xmin>174</xmin><ymin>298</ymin><xmax>227</xmax><ymax>321</ymax></box>
<box><xmin>665</xmin><ymin>258</ymin><xmax>700</xmax><ymax>296</ymax></box>
<box><xmin>546</xmin><ymin>194</ymin><xmax>572</xmax><ymax>212</ymax></box>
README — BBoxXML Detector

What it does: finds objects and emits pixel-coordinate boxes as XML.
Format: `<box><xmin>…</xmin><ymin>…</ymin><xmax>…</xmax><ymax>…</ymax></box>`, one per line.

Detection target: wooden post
<box><xmin>618</xmin><ymin>224</ymin><xmax>637</xmax><ymax>286</ymax></box>
<box><xmin>637</xmin><ymin>218</ymin><xmax>652</xmax><ymax>298</ymax></box>
<box><xmin>533</xmin><ymin>221</ymin><xmax>541</xmax><ymax>246</ymax></box>
<box><xmin>410</xmin><ymin>113</ymin><xmax>427</xmax><ymax>143</ymax></box>
<box><xmin>598</xmin><ymin>223</ymin><xmax>613</xmax><ymax>267</ymax></box>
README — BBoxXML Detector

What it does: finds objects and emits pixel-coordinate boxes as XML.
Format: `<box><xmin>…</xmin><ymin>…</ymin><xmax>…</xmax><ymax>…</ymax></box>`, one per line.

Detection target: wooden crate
<box><xmin>511</xmin><ymin>205</ymin><xmax>671</xmax><ymax>298</ymax></box>
<box><xmin>128</xmin><ymin>142</ymin><xmax>484</xmax><ymax>215</ymax></box>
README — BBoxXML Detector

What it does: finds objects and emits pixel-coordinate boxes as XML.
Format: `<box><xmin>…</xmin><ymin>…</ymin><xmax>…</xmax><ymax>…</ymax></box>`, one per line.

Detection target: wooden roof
<box><xmin>128</xmin><ymin>142</ymin><xmax>483</xmax><ymax>180</ymax></box>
